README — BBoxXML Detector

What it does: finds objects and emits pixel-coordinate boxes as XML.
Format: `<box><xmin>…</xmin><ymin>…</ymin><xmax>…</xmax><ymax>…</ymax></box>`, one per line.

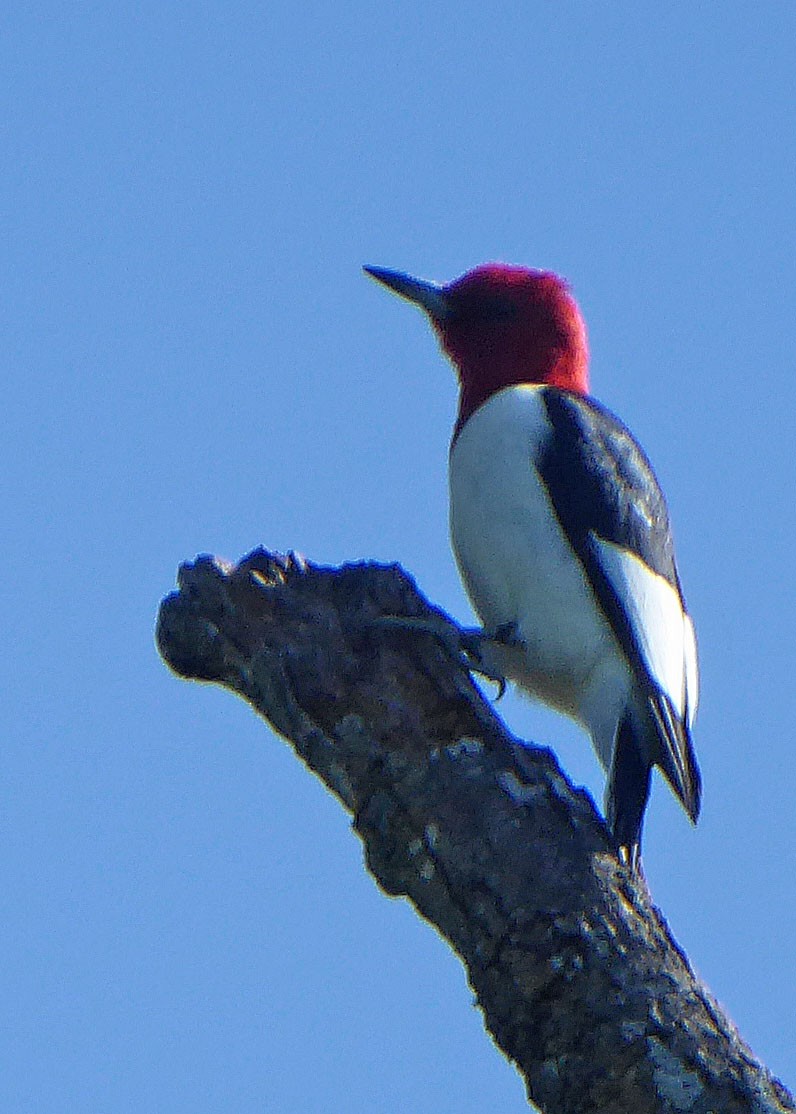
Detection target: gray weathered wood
<box><xmin>156</xmin><ymin>547</ymin><xmax>794</xmax><ymax>1114</ymax></box>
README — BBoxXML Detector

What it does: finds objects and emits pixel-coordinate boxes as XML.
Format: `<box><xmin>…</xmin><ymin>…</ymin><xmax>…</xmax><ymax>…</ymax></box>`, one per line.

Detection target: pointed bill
<box><xmin>363</xmin><ymin>265</ymin><xmax>451</xmax><ymax>321</ymax></box>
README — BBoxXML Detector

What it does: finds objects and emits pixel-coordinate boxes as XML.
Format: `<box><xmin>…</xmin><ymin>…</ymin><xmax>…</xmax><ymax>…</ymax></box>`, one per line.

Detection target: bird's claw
<box><xmin>374</xmin><ymin>615</ymin><xmax>511</xmax><ymax>699</ymax></box>
<box><xmin>456</xmin><ymin>627</ymin><xmax>512</xmax><ymax>698</ymax></box>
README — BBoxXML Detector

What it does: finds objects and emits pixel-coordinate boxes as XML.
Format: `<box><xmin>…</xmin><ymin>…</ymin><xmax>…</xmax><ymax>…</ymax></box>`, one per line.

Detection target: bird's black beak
<box><xmin>363</xmin><ymin>265</ymin><xmax>451</xmax><ymax>322</ymax></box>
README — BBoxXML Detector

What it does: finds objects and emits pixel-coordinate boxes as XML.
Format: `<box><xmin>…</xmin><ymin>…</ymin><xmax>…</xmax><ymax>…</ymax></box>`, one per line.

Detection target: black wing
<box><xmin>539</xmin><ymin>388</ymin><xmax>681</xmax><ymax>594</ymax></box>
<box><xmin>538</xmin><ymin>387</ymin><xmax>700</xmax><ymax>826</ymax></box>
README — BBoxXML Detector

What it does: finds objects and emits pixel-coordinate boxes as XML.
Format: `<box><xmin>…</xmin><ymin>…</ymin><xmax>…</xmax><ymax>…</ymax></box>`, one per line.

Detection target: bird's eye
<box><xmin>466</xmin><ymin>297</ymin><xmax>518</xmax><ymax>323</ymax></box>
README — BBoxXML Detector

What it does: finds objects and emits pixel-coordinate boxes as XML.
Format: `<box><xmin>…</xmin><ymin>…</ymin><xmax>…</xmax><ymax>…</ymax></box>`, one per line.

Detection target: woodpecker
<box><xmin>364</xmin><ymin>262</ymin><xmax>700</xmax><ymax>864</ymax></box>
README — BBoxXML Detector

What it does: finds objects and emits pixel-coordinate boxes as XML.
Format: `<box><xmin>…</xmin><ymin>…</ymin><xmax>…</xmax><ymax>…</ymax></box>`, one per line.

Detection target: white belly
<box><xmin>449</xmin><ymin>385</ymin><xmax>631</xmax><ymax>762</ymax></box>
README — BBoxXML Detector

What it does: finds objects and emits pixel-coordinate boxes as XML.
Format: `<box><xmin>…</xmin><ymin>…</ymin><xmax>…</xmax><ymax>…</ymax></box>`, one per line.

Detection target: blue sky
<box><xmin>3</xmin><ymin>4</ymin><xmax>795</xmax><ymax>1110</ymax></box>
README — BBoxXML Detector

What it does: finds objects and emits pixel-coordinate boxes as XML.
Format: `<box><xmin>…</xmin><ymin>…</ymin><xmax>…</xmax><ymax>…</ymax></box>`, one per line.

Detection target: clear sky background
<box><xmin>3</xmin><ymin>4</ymin><xmax>795</xmax><ymax>1111</ymax></box>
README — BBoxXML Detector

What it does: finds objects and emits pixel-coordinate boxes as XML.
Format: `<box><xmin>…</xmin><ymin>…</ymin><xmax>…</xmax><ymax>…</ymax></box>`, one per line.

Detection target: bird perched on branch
<box><xmin>365</xmin><ymin>262</ymin><xmax>700</xmax><ymax>867</ymax></box>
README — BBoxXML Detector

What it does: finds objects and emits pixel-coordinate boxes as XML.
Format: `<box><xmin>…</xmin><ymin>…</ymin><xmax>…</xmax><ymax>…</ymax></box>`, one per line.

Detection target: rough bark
<box><xmin>156</xmin><ymin>546</ymin><xmax>794</xmax><ymax>1114</ymax></box>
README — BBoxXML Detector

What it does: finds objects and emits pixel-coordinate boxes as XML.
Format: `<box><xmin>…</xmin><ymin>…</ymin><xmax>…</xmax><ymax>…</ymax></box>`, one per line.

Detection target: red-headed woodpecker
<box><xmin>365</xmin><ymin>262</ymin><xmax>701</xmax><ymax>864</ymax></box>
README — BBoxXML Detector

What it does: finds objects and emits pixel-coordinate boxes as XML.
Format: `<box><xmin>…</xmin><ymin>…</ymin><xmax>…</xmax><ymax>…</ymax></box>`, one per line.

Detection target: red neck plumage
<box><xmin>452</xmin><ymin>349</ymin><xmax>590</xmax><ymax>441</ymax></box>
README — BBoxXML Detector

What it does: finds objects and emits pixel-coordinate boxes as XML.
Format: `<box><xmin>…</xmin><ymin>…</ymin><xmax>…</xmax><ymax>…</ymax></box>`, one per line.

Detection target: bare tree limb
<box><xmin>156</xmin><ymin>547</ymin><xmax>794</xmax><ymax>1114</ymax></box>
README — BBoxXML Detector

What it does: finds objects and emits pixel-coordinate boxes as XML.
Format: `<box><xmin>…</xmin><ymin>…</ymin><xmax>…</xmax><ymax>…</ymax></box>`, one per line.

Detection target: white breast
<box><xmin>449</xmin><ymin>385</ymin><xmax>631</xmax><ymax>746</ymax></box>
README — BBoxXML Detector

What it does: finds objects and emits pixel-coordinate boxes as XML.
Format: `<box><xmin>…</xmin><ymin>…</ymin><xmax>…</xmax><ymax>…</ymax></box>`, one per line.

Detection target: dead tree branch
<box><xmin>156</xmin><ymin>547</ymin><xmax>793</xmax><ymax>1114</ymax></box>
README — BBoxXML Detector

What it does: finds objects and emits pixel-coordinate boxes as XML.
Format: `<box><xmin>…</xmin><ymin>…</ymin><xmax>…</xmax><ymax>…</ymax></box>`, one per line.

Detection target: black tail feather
<box><xmin>648</xmin><ymin>691</ymin><xmax>702</xmax><ymax>823</ymax></box>
<box><xmin>607</xmin><ymin>713</ymin><xmax>652</xmax><ymax>863</ymax></box>
<box><xmin>608</xmin><ymin>696</ymin><xmax>702</xmax><ymax>869</ymax></box>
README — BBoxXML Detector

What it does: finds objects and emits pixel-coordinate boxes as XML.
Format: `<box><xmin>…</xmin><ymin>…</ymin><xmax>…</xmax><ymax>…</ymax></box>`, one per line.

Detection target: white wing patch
<box><xmin>683</xmin><ymin>612</ymin><xmax>698</xmax><ymax>728</ymax></box>
<box><xmin>591</xmin><ymin>535</ymin><xmax>698</xmax><ymax>725</ymax></box>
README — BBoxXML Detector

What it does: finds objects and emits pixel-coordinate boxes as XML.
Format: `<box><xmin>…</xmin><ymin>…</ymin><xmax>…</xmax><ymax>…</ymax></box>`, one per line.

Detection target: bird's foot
<box><xmin>375</xmin><ymin>615</ymin><xmax>513</xmax><ymax>698</ymax></box>
<box><xmin>457</xmin><ymin>622</ymin><xmax>525</xmax><ymax>698</ymax></box>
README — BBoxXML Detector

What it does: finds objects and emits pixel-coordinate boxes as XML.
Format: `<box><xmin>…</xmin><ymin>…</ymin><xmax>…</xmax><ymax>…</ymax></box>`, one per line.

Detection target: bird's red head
<box><xmin>365</xmin><ymin>263</ymin><xmax>590</xmax><ymax>433</ymax></box>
